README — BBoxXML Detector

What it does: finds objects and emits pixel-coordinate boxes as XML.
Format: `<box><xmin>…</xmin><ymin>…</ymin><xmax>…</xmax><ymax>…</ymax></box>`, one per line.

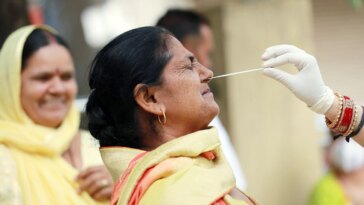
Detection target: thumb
<box><xmin>263</xmin><ymin>68</ymin><xmax>295</xmax><ymax>89</ymax></box>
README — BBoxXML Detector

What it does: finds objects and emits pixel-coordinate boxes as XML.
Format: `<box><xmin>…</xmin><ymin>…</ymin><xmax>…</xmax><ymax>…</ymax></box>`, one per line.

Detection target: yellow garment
<box><xmin>101</xmin><ymin>127</ymin><xmax>250</xmax><ymax>205</ymax></box>
<box><xmin>0</xmin><ymin>25</ymin><xmax>106</xmax><ymax>205</ymax></box>
<box><xmin>308</xmin><ymin>172</ymin><xmax>350</xmax><ymax>205</ymax></box>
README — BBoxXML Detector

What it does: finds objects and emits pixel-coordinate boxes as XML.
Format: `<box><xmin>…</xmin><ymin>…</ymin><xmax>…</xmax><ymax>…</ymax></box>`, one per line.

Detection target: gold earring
<box><xmin>158</xmin><ymin>110</ymin><xmax>167</xmax><ymax>125</ymax></box>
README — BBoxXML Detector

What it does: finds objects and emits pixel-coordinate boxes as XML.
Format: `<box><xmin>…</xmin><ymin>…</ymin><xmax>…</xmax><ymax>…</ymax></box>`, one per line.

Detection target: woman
<box><xmin>86</xmin><ymin>27</ymin><xmax>257</xmax><ymax>205</ymax></box>
<box><xmin>0</xmin><ymin>25</ymin><xmax>112</xmax><ymax>204</ymax></box>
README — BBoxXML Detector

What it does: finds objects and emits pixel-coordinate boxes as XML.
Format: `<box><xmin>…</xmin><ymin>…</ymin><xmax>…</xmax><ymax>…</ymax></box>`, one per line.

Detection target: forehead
<box><xmin>167</xmin><ymin>36</ymin><xmax>194</xmax><ymax>63</ymax></box>
<box><xmin>23</xmin><ymin>44</ymin><xmax>74</xmax><ymax>73</ymax></box>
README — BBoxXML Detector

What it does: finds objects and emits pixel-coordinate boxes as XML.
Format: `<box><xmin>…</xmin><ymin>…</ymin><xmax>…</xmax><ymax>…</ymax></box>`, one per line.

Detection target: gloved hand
<box><xmin>261</xmin><ymin>44</ymin><xmax>334</xmax><ymax>114</ymax></box>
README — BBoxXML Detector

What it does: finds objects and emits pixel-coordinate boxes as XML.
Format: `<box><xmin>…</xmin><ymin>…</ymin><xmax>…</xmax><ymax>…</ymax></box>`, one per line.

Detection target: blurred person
<box><xmin>0</xmin><ymin>25</ymin><xmax>112</xmax><ymax>204</ymax></box>
<box><xmin>86</xmin><ymin>26</ymin><xmax>257</xmax><ymax>205</ymax></box>
<box><xmin>308</xmin><ymin>135</ymin><xmax>364</xmax><ymax>205</ymax></box>
<box><xmin>261</xmin><ymin>44</ymin><xmax>364</xmax><ymax>147</ymax></box>
<box><xmin>156</xmin><ymin>9</ymin><xmax>247</xmax><ymax>191</ymax></box>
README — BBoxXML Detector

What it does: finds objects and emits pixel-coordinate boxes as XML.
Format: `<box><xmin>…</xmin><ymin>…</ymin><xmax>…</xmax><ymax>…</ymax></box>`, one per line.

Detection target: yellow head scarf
<box><xmin>0</xmin><ymin>25</ymin><xmax>103</xmax><ymax>204</ymax></box>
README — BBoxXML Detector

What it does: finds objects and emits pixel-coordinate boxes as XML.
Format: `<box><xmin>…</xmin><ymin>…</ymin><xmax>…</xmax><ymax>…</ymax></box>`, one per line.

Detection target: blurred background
<box><xmin>1</xmin><ymin>0</ymin><xmax>364</xmax><ymax>204</ymax></box>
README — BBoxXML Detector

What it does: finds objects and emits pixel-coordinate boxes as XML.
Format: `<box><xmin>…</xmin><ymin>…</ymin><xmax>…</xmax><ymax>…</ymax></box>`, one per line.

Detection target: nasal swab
<box><xmin>210</xmin><ymin>68</ymin><xmax>263</xmax><ymax>79</ymax></box>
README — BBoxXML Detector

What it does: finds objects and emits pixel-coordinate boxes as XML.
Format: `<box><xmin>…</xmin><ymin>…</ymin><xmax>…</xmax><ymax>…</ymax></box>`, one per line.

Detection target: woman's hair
<box><xmin>22</xmin><ymin>29</ymin><xmax>69</xmax><ymax>69</ymax></box>
<box><xmin>86</xmin><ymin>26</ymin><xmax>173</xmax><ymax>148</ymax></box>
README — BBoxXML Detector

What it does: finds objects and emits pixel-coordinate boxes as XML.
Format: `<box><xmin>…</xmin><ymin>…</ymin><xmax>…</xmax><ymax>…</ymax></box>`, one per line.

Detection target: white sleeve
<box><xmin>209</xmin><ymin>117</ymin><xmax>247</xmax><ymax>191</ymax></box>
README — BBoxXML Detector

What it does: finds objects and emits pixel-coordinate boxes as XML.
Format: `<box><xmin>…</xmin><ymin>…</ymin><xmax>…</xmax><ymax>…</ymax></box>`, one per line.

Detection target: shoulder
<box><xmin>0</xmin><ymin>145</ymin><xmax>22</xmax><ymax>204</ymax></box>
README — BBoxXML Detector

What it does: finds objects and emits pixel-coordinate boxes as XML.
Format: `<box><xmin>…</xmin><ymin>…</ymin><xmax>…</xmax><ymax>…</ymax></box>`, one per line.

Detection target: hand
<box><xmin>76</xmin><ymin>165</ymin><xmax>113</xmax><ymax>201</ymax></box>
<box><xmin>261</xmin><ymin>44</ymin><xmax>334</xmax><ymax>114</ymax></box>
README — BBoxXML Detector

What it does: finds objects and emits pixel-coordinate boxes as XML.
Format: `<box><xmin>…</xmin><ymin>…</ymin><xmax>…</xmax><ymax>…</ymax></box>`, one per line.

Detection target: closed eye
<box><xmin>186</xmin><ymin>56</ymin><xmax>198</xmax><ymax>70</ymax></box>
<box><xmin>60</xmin><ymin>72</ymin><xmax>74</xmax><ymax>81</ymax></box>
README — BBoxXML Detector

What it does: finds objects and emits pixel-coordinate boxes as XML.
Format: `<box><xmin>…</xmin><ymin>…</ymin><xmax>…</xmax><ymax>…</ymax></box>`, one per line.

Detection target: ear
<box><xmin>134</xmin><ymin>84</ymin><xmax>164</xmax><ymax>115</ymax></box>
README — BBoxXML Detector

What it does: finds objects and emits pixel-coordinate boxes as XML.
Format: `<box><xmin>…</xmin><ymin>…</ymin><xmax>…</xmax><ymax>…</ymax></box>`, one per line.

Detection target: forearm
<box><xmin>325</xmin><ymin>95</ymin><xmax>364</xmax><ymax>146</ymax></box>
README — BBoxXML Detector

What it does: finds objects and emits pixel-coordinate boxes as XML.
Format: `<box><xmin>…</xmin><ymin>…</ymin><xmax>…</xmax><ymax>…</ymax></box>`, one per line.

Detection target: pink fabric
<box><xmin>111</xmin><ymin>151</ymin><xmax>228</xmax><ymax>205</ymax></box>
<box><xmin>110</xmin><ymin>152</ymin><xmax>148</xmax><ymax>205</ymax></box>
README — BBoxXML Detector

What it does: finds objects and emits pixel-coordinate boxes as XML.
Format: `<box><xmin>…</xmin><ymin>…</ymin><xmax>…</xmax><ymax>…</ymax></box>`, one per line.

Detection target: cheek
<box><xmin>66</xmin><ymin>80</ymin><xmax>78</xmax><ymax>99</ymax></box>
<box><xmin>20</xmin><ymin>83</ymin><xmax>48</xmax><ymax>105</ymax></box>
<box><xmin>20</xmin><ymin>85</ymin><xmax>46</xmax><ymax>120</ymax></box>
<box><xmin>175</xmin><ymin>85</ymin><xmax>203</xmax><ymax>108</ymax></box>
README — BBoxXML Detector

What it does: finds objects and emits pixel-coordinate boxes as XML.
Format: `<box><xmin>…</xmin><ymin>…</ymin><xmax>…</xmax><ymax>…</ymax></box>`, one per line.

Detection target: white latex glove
<box><xmin>261</xmin><ymin>44</ymin><xmax>334</xmax><ymax>114</ymax></box>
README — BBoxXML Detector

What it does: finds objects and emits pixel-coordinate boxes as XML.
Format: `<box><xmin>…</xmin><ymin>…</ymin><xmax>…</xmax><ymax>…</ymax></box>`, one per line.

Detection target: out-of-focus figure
<box><xmin>308</xmin><ymin>136</ymin><xmax>364</xmax><ymax>205</ymax></box>
<box><xmin>0</xmin><ymin>25</ymin><xmax>112</xmax><ymax>204</ymax></box>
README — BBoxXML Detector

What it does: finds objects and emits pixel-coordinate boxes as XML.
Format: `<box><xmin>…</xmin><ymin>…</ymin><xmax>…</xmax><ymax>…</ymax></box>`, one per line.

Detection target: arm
<box><xmin>325</xmin><ymin>94</ymin><xmax>364</xmax><ymax>146</ymax></box>
<box><xmin>261</xmin><ymin>45</ymin><xmax>364</xmax><ymax>146</ymax></box>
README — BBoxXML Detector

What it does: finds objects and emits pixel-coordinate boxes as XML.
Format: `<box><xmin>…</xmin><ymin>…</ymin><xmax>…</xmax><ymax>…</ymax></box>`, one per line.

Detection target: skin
<box><xmin>325</xmin><ymin>97</ymin><xmax>364</xmax><ymax>146</ymax></box>
<box><xmin>183</xmin><ymin>24</ymin><xmax>214</xmax><ymax>69</ymax></box>
<box><xmin>134</xmin><ymin>36</ymin><xmax>219</xmax><ymax>150</ymax></box>
<box><xmin>21</xmin><ymin>43</ymin><xmax>112</xmax><ymax>200</ymax></box>
<box><xmin>21</xmin><ymin>43</ymin><xmax>77</xmax><ymax>128</ymax></box>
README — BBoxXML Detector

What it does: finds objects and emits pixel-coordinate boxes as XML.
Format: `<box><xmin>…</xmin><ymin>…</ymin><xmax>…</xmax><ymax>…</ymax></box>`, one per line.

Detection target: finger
<box><xmin>78</xmin><ymin>172</ymin><xmax>105</xmax><ymax>193</ymax></box>
<box><xmin>262</xmin><ymin>44</ymin><xmax>305</xmax><ymax>60</ymax></box>
<box><xmin>93</xmin><ymin>186</ymin><xmax>113</xmax><ymax>201</ymax></box>
<box><xmin>76</xmin><ymin>166</ymin><xmax>104</xmax><ymax>181</ymax></box>
<box><xmin>263</xmin><ymin>68</ymin><xmax>295</xmax><ymax>89</ymax></box>
<box><xmin>87</xmin><ymin>179</ymin><xmax>108</xmax><ymax>196</ymax></box>
<box><xmin>262</xmin><ymin>53</ymin><xmax>307</xmax><ymax>71</ymax></box>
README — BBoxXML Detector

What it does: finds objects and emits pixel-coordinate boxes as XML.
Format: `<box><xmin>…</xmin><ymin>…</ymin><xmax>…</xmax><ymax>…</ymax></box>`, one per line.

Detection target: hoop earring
<box><xmin>158</xmin><ymin>110</ymin><xmax>167</xmax><ymax>125</ymax></box>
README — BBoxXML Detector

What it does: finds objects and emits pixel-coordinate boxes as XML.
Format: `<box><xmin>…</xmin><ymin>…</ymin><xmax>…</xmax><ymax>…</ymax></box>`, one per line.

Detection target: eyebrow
<box><xmin>32</xmin><ymin>69</ymin><xmax>74</xmax><ymax>76</ymax></box>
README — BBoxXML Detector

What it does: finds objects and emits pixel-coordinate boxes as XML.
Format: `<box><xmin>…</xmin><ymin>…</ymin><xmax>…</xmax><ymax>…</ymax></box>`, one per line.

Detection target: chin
<box><xmin>39</xmin><ymin>114</ymin><xmax>66</xmax><ymax>128</ymax></box>
<box><xmin>210</xmin><ymin>103</ymin><xmax>220</xmax><ymax>116</ymax></box>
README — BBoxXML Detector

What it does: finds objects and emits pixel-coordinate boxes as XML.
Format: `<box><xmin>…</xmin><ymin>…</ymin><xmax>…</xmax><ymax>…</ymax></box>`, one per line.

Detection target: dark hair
<box><xmin>156</xmin><ymin>9</ymin><xmax>209</xmax><ymax>42</ymax></box>
<box><xmin>22</xmin><ymin>29</ymin><xmax>69</xmax><ymax>69</ymax></box>
<box><xmin>86</xmin><ymin>26</ymin><xmax>172</xmax><ymax>148</ymax></box>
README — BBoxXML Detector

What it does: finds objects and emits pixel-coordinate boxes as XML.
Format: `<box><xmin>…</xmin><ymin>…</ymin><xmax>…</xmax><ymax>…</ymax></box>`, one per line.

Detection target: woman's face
<box><xmin>21</xmin><ymin>43</ymin><xmax>77</xmax><ymax>127</ymax></box>
<box><xmin>155</xmin><ymin>36</ymin><xmax>219</xmax><ymax>133</ymax></box>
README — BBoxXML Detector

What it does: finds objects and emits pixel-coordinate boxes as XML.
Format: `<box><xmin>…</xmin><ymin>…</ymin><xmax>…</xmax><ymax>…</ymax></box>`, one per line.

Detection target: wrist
<box><xmin>309</xmin><ymin>86</ymin><xmax>335</xmax><ymax>114</ymax></box>
<box><xmin>325</xmin><ymin>95</ymin><xmax>340</xmax><ymax>121</ymax></box>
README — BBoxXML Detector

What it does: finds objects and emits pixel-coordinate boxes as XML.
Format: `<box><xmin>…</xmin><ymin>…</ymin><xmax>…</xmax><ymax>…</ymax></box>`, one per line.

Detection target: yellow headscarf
<box><xmin>0</xmin><ymin>25</ymin><xmax>103</xmax><ymax>204</ymax></box>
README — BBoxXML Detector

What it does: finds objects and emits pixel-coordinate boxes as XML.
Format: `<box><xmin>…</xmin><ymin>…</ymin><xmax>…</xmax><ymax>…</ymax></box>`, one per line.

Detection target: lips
<box><xmin>40</xmin><ymin>98</ymin><xmax>67</xmax><ymax>109</ymax></box>
<box><xmin>202</xmin><ymin>88</ymin><xmax>211</xmax><ymax>95</ymax></box>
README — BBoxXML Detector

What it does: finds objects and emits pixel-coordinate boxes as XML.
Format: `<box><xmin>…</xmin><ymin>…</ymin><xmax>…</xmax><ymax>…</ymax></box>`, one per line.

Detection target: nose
<box><xmin>199</xmin><ymin>63</ymin><xmax>213</xmax><ymax>83</ymax></box>
<box><xmin>48</xmin><ymin>77</ymin><xmax>66</xmax><ymax>94</ymax></box>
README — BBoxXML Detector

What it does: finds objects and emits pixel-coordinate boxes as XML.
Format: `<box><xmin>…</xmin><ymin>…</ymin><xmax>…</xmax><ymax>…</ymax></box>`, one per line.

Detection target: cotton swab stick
<box><xmin>209</xmin><ymin>68</ymin><xmax>264</xmax><ymax>79</ymax></box>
